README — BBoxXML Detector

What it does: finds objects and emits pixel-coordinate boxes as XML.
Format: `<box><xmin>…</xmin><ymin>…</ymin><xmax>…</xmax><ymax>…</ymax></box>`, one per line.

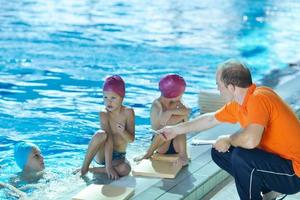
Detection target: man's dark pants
<box><xmin>211</xmin><ymin>147</ymin><xmax>300</xmax><ymax>200</ymax></box>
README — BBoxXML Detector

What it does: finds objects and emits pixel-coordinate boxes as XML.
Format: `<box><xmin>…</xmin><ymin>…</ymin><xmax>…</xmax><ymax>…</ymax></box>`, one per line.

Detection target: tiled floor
<box><xmin>210</xmin><ymin>178</ymin><xmax>300</xmax><ymax>200</ymax></box>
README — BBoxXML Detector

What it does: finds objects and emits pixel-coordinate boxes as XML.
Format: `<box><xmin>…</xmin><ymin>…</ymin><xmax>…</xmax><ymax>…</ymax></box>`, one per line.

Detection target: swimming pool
<box><xmin>1</xmin><ymin>0</ymin><xmax>300</xmax><ymax>199</ymax></box>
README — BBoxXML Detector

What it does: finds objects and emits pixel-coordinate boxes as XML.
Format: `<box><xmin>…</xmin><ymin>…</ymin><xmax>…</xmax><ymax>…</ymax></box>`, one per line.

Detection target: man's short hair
<box><xmin>218</xmin><ymin>59</ymin><xmax>253</xmax><ymax>88</ymax></box>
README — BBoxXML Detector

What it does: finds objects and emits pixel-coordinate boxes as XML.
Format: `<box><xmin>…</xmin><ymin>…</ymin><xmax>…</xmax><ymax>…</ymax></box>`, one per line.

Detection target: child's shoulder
<box><xmin>99</xmin><ymin>110</ymin><xmax>108</xmax><ymax>121</ymax></box>
<box><xmin>151</xmin><ymin>98</ymin><xmax>162</xmax><ymax>109</ymax></box>
<box><xmin>122</xmin><ymin>106</ymin><xmax>135</xmax><ymax>117</ymax></box>
<box><xmin>99</xmin><ymin>110</ymin><xmax>108</xmax><ymax>115</ymax></box>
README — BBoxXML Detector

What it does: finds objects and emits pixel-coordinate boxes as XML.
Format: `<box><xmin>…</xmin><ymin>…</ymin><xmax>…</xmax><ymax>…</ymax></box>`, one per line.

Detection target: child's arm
<box><xmin>151</xmin><ymin>101</ymin><xmax>190</xmax><ymax>127</ymax></box>
<box><xmin>104</xmin><ymin>133</ymin><xmax>119</xmax><ymax>179</ymax></box>
<box><xmin>0</xmin><ymin>182</ymin><xmax>27</xmax><ymax>199</ymax></box>
<box><xmin>160</xmin><ymin>102</ymin><xmax>190</xmax><ymax>126</ymax></box>
<box><xmin>115</xmin><ymin>109</ymin><xmax>135</xmax><ymax>143</ymax></box>
<box><xmin>133</xmin><ymin>105</ymin><xmax>162</xmax><ymax>162</ymax></box>
<box><xmin>151</xmin><ymin>100</ymin><xmax>170</xmax><ymax>128</ymax></box>
<box><xmin>100</xmin><ymin>112</ymin><xmax>119</xmax><ymax>179</ymax></box>
<box><xmin>166</xmin><ymin>102</ymin><xmax>190</xmax><ymax>117</ymax></box>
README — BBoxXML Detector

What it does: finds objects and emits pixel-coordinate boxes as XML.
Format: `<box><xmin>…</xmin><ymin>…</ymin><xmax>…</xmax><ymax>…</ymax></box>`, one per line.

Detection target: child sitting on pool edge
<box><xmin>135</xmin><ymin>74</ymin><xmax>190</xmax><ymax>166</ymax></box>
<box><xmin>80</xmin><ymin>75</ymin><xmax>135</xmax><ymax>179</ymax></box>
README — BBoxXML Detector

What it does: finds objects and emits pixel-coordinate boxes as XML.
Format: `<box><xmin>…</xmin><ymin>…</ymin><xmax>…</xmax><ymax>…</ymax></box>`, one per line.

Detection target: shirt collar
<box><xmin>241</xmin><ymin>84</ymin><xmax>256</xmax><ymax>109</ymax></box>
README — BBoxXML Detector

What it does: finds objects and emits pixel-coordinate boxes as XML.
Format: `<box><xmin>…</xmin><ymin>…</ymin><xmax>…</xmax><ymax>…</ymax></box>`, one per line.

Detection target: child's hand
<box><xmin>116</xmin><ymin>123</ymin><xmax>125</xmax><ymax>134</ymax></box>
<box><xmin>72</xmin><ymin>168</ymin><xmax>81</xmax><ymax>175</ymax></box>
<box><xmin>106</xmin><ymin>167</ymin><xmax>119</xmax><ymax>180</ymax></box>
<box><xmin>133</xmin><ymin>153</ymin><xmax>152</xmax><ymax>163</ymax></box>
<box><xmin>80</xmin><ymin>166</ymin><xmax>89</xmax><ymax>177</ymax></box>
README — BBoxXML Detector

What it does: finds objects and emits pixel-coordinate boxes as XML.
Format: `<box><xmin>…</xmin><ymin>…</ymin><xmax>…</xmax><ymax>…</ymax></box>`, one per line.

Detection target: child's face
<box><xmin>26</xmin><ymin>147</ymin><xmax>45</xmax><ymax>172</ymax></box>
<box><xmin>166</xmin><ymin>94</ymin><xmax>182</xmax><ymax>103</ymax></box>
<box><xmin>103</xmin><ymin>91</ymin><xmax>123</xmax><ymax>112</ymax></box>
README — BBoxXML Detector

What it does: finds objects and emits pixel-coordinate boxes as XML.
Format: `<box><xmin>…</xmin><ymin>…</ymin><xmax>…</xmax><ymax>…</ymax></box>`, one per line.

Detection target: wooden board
<box><xmin>132</xmin><ymin>159</ymin><xmax>182</xmax><ymax>179</ymax></box>
<box><xmin>151</xmin><ymin>153</ymin><xmax>180</xmax><ymax>162</ymax></box>
<box><xmin>198</xmin><ymin>91</ymin><xmax>226</xmax><ymax>113</ymax></box>
<box><xmin>72</xmin><ymin>184</ymin><xmax>134</xmax><ymax>200</ymax></box>
<box><xmin>151</xmin><ymin>151</ymin><xmax>190</xmax><ymax>162</ymax></box>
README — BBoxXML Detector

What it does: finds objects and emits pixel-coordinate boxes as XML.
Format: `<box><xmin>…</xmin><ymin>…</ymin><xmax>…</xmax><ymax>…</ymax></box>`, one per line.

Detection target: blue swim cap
<box><xmin>14</xmin><ymin>142</ymin><xmax>39</xmax><ymax>170</ymax></box>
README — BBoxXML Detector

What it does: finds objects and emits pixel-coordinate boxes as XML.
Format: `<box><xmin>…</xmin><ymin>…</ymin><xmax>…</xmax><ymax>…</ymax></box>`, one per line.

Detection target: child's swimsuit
<box><xmin>152</xmin><ymin>135</ymin><xmax>178</xmax><ymax>154</ymax></box>
<box><xmin>112</xmin><ymin>151</ymin><xmax>126</xmax><ymax>160</ymax></box>
<box><xmin>165</xmin><ymin>139</ymin><xmax>177</xmax><ymax>154</ymax></box>
<box><xmin>96</xmin><ymin>150</ymin><xmax>126</xmax><ymax>165</ymax></box>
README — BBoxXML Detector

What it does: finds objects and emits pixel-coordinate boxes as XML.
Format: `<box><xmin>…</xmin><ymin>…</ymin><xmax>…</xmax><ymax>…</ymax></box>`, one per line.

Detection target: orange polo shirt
<box><xmin>215</xmin><ymin>84</ymin><xmax>300</xmax><ymax>177</ymax></box>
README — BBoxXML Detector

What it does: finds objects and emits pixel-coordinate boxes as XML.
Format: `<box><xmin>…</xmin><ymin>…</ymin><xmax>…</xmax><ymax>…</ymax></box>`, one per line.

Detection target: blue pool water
<box><xmin>1</xmin><ymin>0</ymin><xmax>300</xmax><ymax>199</ymax></box>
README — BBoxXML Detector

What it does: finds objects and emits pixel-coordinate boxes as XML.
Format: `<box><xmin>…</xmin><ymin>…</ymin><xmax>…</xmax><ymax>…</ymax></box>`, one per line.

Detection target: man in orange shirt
<box><xmin>157</xmin><ymin>59</ymin><xmax>300</xmax><ymax>200</ymax></box>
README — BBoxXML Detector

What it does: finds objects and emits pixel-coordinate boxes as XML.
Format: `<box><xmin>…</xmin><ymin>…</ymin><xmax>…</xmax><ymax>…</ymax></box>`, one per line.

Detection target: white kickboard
<box><xmin>191</xmin><ymin>139</ymin><xmax>216</xmax><ymax>146</ymax></box>
<box><xmin>132</xmin><ymin>159</ymin><xmax>182</xmax><ymax>179</ymax></box>
<box><xmin>72</xmin><ymin>184</ymin><xmax>134</xmax><ymax>200</ymax></box>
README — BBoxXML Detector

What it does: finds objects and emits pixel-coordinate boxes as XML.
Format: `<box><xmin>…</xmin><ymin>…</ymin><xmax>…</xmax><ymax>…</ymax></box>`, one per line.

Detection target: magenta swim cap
<box><xmin>103</xmin><ymin>75</ymin><xmax>125</xmax><ymax>97</ymax></box>
<box><xmin>159</xmin><ymin>74</ymin><xmax>186</xmax><ymax>98</ymax></box>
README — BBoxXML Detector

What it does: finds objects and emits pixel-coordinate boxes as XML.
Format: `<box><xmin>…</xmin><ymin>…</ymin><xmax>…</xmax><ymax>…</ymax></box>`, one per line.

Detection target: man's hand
<box><xmin>157</xmin><ymin>126</ymin><xmax>178</xmax><ymax>141</ymax></box>
<box><xmin>213</xmin><ymin>135</ymin><xmax>231</xmax><ymax>152</ymax></box>
<box><xmin>106</xmin><ymin>166</ymin><xmax>119</xmax><ymax>180</ymax></box>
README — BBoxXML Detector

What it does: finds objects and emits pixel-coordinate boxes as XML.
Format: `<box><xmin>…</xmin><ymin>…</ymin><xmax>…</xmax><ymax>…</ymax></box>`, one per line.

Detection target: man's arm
<box><xmin>230</xmin><ymin>124</ymin><xmax>264</xmax><ymax>148</ymax></box>
<box><xmin>176</xmin><ymin>112</ymin><xmax>220</xmax><ymax>134</ymax></box>
<box><xmin>214</xmin><ymin>124</ymin><xmax>264</xmax><ymax>152</ymax></box>
<box><xmin>0</xmin><ymin>182</ymin><xmax>27</xmax><ymax>199</ymax></box>
<box><xmin>158</xmin><ymin>112</ymin><xmax>221</xmax><ymax>140</ymax></box>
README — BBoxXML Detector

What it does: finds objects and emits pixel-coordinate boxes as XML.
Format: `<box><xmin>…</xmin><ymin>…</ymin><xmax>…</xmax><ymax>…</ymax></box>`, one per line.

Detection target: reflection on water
<box><xmin>1</xmin><ymin>0</ymin><xmax>300</xmax><ymax>199</ymax></box>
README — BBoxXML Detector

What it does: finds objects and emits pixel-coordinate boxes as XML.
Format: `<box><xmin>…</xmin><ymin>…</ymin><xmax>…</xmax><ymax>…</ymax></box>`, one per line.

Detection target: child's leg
<box><xmin>81</xmin><ymin>130</ymin><xmax>107</xmax><ymax>176</ymax></box>
<box><xmin>91</xmin><ymin>159</ymin><xmax>131</xmax><ymax>177</ymax></box>
<box><xmin>173</xmin><ymin>134</ymin><xmax>188</xmax><ymax>166</ymax></box>
<box><xmin>134</xmin><ymin>134</ymin><xmax>170</xmax><ymax>162</ymax></box>
<box><xmin>113</xmin><ymin>159</ymin><xmax>131</xmax><ymax>177</ymax></box>
<box><xmin>151</xmin><ymin>134</ymin><xmax>171</xmax><ymax>154</ymax></box>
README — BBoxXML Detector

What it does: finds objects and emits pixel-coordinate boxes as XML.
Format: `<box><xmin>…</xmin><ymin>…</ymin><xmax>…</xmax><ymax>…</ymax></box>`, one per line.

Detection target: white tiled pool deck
<box><xmin>209</xmin><ymin>178</ymin><xmax>300</xmax><ymax>200</ymax></box>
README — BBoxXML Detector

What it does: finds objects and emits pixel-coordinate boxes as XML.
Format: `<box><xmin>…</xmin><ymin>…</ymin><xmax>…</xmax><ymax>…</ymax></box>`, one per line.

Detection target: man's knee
<box><xmin>211</xmin><ymin>148</ymin><xmax>223</xmax><ymax>164</ymax></box>
<box><xmin>231</xmin><ymin>147</ymin><xmax>250</xmax><ymax>167</ymax></box>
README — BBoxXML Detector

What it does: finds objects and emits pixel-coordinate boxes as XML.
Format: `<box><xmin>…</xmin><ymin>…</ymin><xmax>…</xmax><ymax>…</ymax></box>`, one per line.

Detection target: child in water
<box><xmin>0</xmin><ymin>141</ymin><xmax>45</xmax><ymax>199</ymax></box>
<box><xmin>80</xmin><ymin>75</ymin><xmax>135</xmax><ymax>179</ymax></box>
<box><xmin>135</xmin><ymin>74</ymin><xmax>190</xmax><ymax>166</ymax></box>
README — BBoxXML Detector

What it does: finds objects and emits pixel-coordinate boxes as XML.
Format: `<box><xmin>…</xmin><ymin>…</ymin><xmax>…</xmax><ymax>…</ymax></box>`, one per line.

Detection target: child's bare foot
<box><xmin>80</xmin><ymin>166</ymin><xmax>89</xmax><ymax>176</ymax></box>
<box><xmin>174</xmin><ymin>156</ymin><xmax>189</xmax><ymax>167</ymax></box>
<box><xmin>89</xmin><ymin>167</ymin><xmax>106</xmax><ymax>174</ymax></box>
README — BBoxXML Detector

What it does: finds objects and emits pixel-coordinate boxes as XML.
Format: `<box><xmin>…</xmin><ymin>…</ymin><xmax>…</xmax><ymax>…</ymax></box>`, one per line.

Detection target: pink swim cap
<box><xmin>159</xmin><ymin>74</ymin><xmax>186</xmax><ymax>98</ymax></box>
<box><xmin>103</xmin><ymin>75</ymin><xmax>125</xmax><ymax>97</ymax></box>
